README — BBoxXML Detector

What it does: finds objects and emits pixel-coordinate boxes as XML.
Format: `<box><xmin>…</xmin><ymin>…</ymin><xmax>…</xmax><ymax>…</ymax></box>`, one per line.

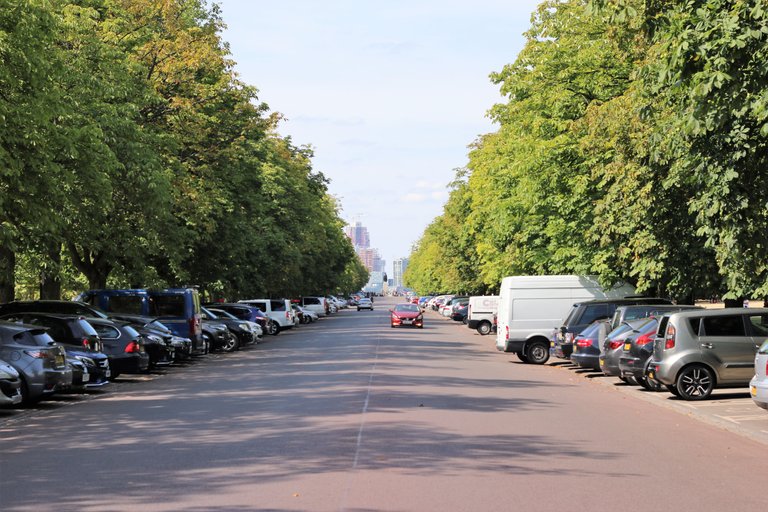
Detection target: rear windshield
<box><xmin>9</xmin><ymin>330</ymin><xmax>54</xmax><ymax>347</ymax></box>
<box><xmin>578</xmin><ymin>322</ymin><xmax>602</xmax><ymax>338</ymax></box>
<box><xmin>150</xmin><ymin>296</ymin><xmax>186</xmax><ymax>317</ymax></box>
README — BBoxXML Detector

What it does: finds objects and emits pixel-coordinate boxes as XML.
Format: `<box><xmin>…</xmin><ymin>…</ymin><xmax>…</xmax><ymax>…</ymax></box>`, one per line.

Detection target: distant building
<box><xmin>346</xmin><ymin>222</ymin><xmax>370</xmax><ymax>249</ymax></box>
<box><xmin>393</xmin><ymin>257</ymin><xmax>409</xmax><ymax>289</ymax></box>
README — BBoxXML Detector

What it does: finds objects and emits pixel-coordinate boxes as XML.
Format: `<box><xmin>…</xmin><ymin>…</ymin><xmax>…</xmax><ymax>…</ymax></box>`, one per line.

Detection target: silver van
<box><xmin>647</xmin><ymin>308</ymin><xmax>768</xmax><ymax>400</ymax></box>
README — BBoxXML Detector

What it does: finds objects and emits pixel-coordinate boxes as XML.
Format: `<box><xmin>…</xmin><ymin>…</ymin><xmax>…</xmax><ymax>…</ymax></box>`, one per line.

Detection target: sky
<box><xmin>216</xmin><ymin>0</ymin><xmax>543</xmax><ymax>275</ymax></box>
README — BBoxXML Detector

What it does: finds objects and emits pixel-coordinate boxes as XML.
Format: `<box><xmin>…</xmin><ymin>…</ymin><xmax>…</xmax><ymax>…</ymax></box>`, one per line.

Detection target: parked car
<box><xmin>600</xmin><ymin>318</ymin><xmax>655</xmax><ymax>382</ymax></box>
<box><xmin>648</xmin><ymin>308</ymin><xmax>768</xmax><ymax>400</ymax></box>
<box><xmin>569</xmin><ymin>320</ymin><xmax>609</xmax><ymax>370</ymax></box>
<box><xmin>617</xmin><ymin>306</ymin><xmax>701</xmax><ymax>390</ymax></box>
<box><xmin>451</xmin><ymin>302</ymin><xmax>469</xmax><ymax>323</ymax></box>
<box><xmin>0</xmin><ymin>321</ymin><xmax>71</xmax><ymax>404</ymax></box>
<box><xmin>203</xmin><ymin>303</ymin><xmax>272</xmax><ymax>335</ymax></box>
<box><xmin>237</xmin><ymin>299</ymin><xmax>294</xmax><ymax>334</ymax></box>
<box><xmin>357</xmin><ymin>298</ymin><xmax>373</xmax><ymax>311</ymax></box>
<box><xmin>466</xmin><ymin>296</ymin><xmax>499</xmax><ymax>335</ymax></box>
<box><xmin>750</xmin><ymin>339</ymin><xmax>768</xmax><ymax>410</ymax></box>
<box><xmin>207</xmin><ymin>307</ymin><xmax>263</xmax><ymax>339</ymax></box>
<box><xmin>201</xmin><ymin>306</ymin><xmax>255</xmax><ymax>351</ymax></box>
<box><xmin>291</xmin><ymin>304</ymin><xmax>318</xmax><ymax>324</ymax></box>
<box><xmin>553</xmin><ymin>296</ymin><xmax>672</xmax><ymax>360</ymax></box>
<box><xmin>0</xmin><ymin>313</ymin><xmax>111</xmax><ymax>388</ymax></box>
<box><xmin>85</xmin><ymin>318</ymin><xmax>150</xmax><ymax>378</ymax></box>
<box><xmin>0</xmin><ymin>358</ymin><xmax>22</xmax><ymax>407</ymax></box>
<box><xmin>390</xmin><ymin>304</ymin><xmax>424</xmax><ymax>328</ymax></box>
<box><xmin>107</xmin><ymin>314</ymin><xmax>181</xmax><ymax>365</ymax></box>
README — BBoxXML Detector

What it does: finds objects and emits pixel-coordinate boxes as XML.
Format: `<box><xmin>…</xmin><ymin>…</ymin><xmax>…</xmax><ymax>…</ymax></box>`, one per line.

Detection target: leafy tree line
<box><xmin>0</xmin><ymin>0</ymin><xmax>368</xmax><ymax>301</ymax></box>
<box><xmin>406</xmin><ymin>0</ymin><xmax>768</xmax><ymax>302</ymax></box>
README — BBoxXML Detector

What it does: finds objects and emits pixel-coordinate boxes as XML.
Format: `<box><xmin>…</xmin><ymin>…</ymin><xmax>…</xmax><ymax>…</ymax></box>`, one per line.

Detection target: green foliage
<box><xmin>1</xmin><ymin>0</ymin><xmax>360</xmax><ymax>300</ymax></box>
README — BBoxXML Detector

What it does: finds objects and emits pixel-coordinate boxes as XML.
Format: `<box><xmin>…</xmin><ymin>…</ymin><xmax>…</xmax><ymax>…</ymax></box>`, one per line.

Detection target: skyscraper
<box><xmin>393</xmin><ymin>257</ymin><xmax>409</xmax><ymax>289</ymax></box>
<box><xmin>345</xmin><ymin>222</ymin><xmax>370</xmax><ymax>249</ymax></box>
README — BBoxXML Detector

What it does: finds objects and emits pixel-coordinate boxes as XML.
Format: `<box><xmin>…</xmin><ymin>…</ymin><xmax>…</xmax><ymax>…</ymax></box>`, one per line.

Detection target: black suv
<box><xmin>553</xmin><ymin>297</ymin><xmax>673</xmax><ymax>360</ymax></box>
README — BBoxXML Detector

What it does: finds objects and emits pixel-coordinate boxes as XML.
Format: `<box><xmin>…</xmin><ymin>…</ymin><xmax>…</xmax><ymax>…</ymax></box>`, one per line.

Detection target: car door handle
<box><xmin>701</xmin><ymin>343</ymin><xmax>714</xmax><ymax>349</ymax></box>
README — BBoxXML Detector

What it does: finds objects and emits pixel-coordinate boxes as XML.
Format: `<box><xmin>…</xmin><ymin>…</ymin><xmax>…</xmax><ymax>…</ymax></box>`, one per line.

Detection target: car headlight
<box><xmin>76</xmin><ymin>356</ymin><xmax>96</xmax><ymax>367</ymax></box>
<box><xmin>0</xmin><ymin>364</ymin><xmax>19</xmax><ymax>380</ymax></box>
<box><xmin>239</xmin><ymin>323</ymin><xmax>250</xmax><ymax>331</ymax></box>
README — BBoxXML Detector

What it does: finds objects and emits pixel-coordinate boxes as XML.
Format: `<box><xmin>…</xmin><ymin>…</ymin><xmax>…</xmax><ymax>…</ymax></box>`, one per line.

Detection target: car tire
<box><xmin>221</xmin><ymin>333</ymin><xmax>238</xmax><ymax>352</ymax></box>
<box><xmin>665</xmin><ymin>384</ymin><xmax>680</xmax><ymax>397</ymax></box>
<box><xmin>525</xmin><ymin>341</ymin><xmax>550</xmax><ymax>365</ymax></box>
<box><xmin>517</xmin><ymin>352</ymin><xmax>530</xmax><ymax>363</ymax></box>
<box><xmin>675</xmin><ymin>364</ymin><xmax>715</xmax><ymax>400</ymax></box>
<box><xmin>357</xmin><ymin>308</ymin><xmax>361</xmax><ymax>311</ymax></box>
<box><xmin>202</xmin><ymin>334</ymin><xmax>212</xmax><ymax>353</ymax></box>
<box><xmin>266</xmin><ymin>320</ymin><xmax>279</xmax><ymax>335</ymax></box>
<box><xmin>477</xmin><ymin>321</ymin><xmax>492</xmax><ymax>336</ymax></box>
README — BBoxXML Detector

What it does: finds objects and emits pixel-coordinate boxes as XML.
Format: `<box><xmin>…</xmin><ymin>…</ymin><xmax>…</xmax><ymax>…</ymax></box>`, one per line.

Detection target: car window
<box><xmin>304</xmin><ymin>297</ymin><xmax>320</xmax><ymax>305</ymax></box>
<box><xmin>92</xmin><ymin>324</ymin><xmax>121</xmax><ymax>339</ymax></box>
<box><xmin>748</xmin><ymin>315</ymin><xmax>768</xmax><ymax>336</ymax></box>
<box><xmin>394</xmin><ymin>304</ymin><xmax>419</xmax><ymax>312</ymax></box>
<box><xmin>122</xmin><ymin>325</ymin><xmax>140</xmax><ymax>338</ymax></box>
<box><xmin>150</xmin><ymin>296</ymin><xmax>186</xmax><ymax>317</ymax></box>
<box><xmin>107</xmin><ymin>295</ymin><xmax>144</xmax><ymax>315</ymax></box>
<box><xmin>581</xmin><ymin>304</ymin><xmax>612</xmax><ymax>325</ymax></box>
<box><xmin>271</xmin><ymin>300</ymin><xmax>286</xmax><ymax>311</ymax></box>
<box><xmin>8</xmin><ymin>330</ymin><xmax>52</xmax><ymax>346</ymax></box>
<box><xmin>701</xmin><ymin>315</ymin><xmax>746</xmax><ymax>336</ymax></box>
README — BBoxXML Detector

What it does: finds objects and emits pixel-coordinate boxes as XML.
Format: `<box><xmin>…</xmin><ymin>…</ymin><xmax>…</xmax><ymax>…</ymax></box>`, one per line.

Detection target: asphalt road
<box><xmin>1</xmin><ymin>296</ymin><xmax>767</xmax><ymax>511</ymax></box>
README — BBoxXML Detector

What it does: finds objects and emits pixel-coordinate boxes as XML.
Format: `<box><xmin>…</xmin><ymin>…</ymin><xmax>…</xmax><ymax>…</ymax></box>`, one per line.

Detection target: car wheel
<box><xmin>221</xmin><ymin>333</ymin><xmax>238</xmax><ymax>352</ymax></box>
<box><xmin>266</xmin><ymin>320</ymin><xmax>278</xmax><ymax>335</ymax></box>
<box><xmin>675</xmin><ymin>364</ymin><xmax>715</xmax><ymax>400</ymax></box>
<box><xmin>526</xmin><ymin>341</ymin><xmax>550</xmax><ymax>365</ymax></box>
<box><xmin>202</xmin><ymin>334</ymin><xmax>212</xmax><ymax>353</ymax></box>
<box><xmin>357</xmin><ymin>308</ymin><xmax>361</xmax><ymax>311</ymax></box>
<box><xmin>517</xmin><ymin>352</ymin><xmax>530</xmax><ymax>363</ymax></box>
<box><xmin>18</xmin><ymin>377</ymin><xmax>39</xmax><ymax>406</ymax></box>
<box><xmin>477</xmin><ymin>321</ymin><xmax>492</xmax><ymax>336</ymax></box>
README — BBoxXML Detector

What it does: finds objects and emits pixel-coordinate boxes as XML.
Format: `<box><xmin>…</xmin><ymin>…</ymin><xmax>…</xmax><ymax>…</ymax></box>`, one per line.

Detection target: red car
<box><xmin>390</xmin><ymin>304</ymin><xmax>424</xmax><ymax>328</ymax></box>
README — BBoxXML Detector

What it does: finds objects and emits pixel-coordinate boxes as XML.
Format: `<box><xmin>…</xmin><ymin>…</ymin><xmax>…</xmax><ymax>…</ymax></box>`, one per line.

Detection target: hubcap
<box><xmin>680</xmin><ymin>368</ymin><xmax>711</xmax><ymax>397</ymax></box>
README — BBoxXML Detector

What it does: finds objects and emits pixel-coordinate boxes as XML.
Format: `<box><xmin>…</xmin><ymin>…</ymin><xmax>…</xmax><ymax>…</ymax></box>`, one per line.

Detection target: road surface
<box><xmin>0</xmin><ymin>296</ymin><xmax>765</xmax><ymax>511</ymax></box>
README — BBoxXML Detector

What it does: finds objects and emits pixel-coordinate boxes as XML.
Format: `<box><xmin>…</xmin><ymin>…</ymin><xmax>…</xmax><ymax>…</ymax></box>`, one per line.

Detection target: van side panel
<box><xmin>495</xmin><ymin>275</ymin><xmax>635</xmax><ymax>352</ymax></box>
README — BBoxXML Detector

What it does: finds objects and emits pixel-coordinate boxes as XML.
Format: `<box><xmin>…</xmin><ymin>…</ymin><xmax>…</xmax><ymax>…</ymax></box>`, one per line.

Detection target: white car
<box><xmin>357</xmin><ymin>298</ymin><xmax>373</xmax><ymax>311</ymax></box>
<box><xmin>750</xmin><ymin>339</ymin><xmax>768</xmax><ymax>410</ymax></box>
<box><xmin>238</xmin><ymin>299</ymin><xmax>295</xmax><ymax>333</ymax></box>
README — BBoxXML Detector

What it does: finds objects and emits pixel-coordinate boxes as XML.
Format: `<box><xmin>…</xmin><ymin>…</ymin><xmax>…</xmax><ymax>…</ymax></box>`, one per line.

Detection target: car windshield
<box><xmin>211</xmin><ymin>309</ymin><xmax>237</xmax><ymax>320</ymax></box>
<box><xmin>394</xmin><ymin>304</ymin><xmax>419</xmax><ymax>313</ymax></box>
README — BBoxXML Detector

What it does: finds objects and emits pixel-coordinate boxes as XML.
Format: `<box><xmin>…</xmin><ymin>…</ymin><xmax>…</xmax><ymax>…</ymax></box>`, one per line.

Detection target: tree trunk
<box><xmin>39</xmin><ymin>243</ymin><xmax>62</xmax><ymax>300</ymax></box>
<box><xmin>0</xmin><ymin>247</ymin><xmax>15</xmax><ymax>302</ymax></box>
<box><xmin>67</xmin><ymin>243</ymin><xmax>111</xmax><ymax>290</ymax></box>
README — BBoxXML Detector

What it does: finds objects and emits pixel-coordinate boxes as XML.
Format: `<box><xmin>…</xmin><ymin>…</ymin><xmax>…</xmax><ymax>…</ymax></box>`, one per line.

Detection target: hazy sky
<box><xmin>216</xmin><ymin>0</ymin><xmax>542</xmax><ymax>274</ymax></box>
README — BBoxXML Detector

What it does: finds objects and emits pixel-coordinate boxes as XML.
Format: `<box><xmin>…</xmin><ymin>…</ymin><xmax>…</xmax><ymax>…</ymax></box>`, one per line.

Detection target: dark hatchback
<box><xmin>204</xmin><ymin>303</ymin><xmax>270</xmax><ymax>334</ymax></box>
<box><xmin>0</xmin><ymin>313</ymin><xmax>111</xmax><ymax>388</ymax></box>
<box><xmin>0</xmin><ymin>321</ymin><xmax>71</xmax><ymax>404</ymax></box>
<box><xmin>569</xmin><ymin>320</ymin><xmax>609</xmax><ymax>371</ymax></box>
<box><xmin>108</xmin><ymin>314</ymin><xmax>183</xmax><ymax>365</ymax></box>
<box><xmin>85</xmin><ymin>318</ymin><xmax>149</xmax><ymax>378</ymax></box>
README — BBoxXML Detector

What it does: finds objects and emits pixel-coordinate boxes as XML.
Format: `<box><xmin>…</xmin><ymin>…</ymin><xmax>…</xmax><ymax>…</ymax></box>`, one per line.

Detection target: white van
<box><xmin>298</xmin><ymin>296</ymin><xmax>327</xmax><ymax>317</ymax></box>
<box><xmin>238</xmin><ymin>299</ymin><xmax>295</xmax><ymax>333</ymax></box>
<box><xmin>495</xmin><ymin>275</ymin><xmax>635</xmax><ymax>364</ymax></box>
<box><xmin>466</xmin><ymin>295</ymin><xmax>499</xmax><ymax>335</ymax></box>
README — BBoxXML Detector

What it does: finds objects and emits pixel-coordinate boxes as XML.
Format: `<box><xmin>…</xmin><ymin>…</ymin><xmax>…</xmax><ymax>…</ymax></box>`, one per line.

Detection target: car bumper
<box><xmin>109</xmin><ymin>354</ymin><xmax>150</xmax><ymax>375</ymax></box>
<box><xmin>750</xmin><ymin>375</ymin><xmax>768</xmax><ymax>410</ymax></box>
<box><xmin>571</xmin><ymin>352</ymin><xmax>599</xmax><ymax>369</ymax></box>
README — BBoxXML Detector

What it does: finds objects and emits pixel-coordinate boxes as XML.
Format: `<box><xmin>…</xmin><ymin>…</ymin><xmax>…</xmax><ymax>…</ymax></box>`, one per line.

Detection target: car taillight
<box><xmin>665</xmin><ymin>324</ymin><xmax>676</xmax><ymax>350</ymax></box>
<box><xmin>189</xmin><ymin>316</ymin><xmax>200</xmax><ymax>336</ymax></box>
<box><xmin>505</xmin><ymin>325</ymin><xmax>509</xmax><ymax>341</ymax></box>
<box><xmin>576</xmin><ymin>338</ymin><xmax>593</xmax><ymax>349</ymax></box>
<box><xmin>609</xmin><ymin>340</ymin><xmax>623</xmax><ymax>350</ymax></box>
<box><xmin>635</xmin><ymin>333</ymin><xmax>654</xmax><ymax>346</ymax></box>
<box><xmin>24</xmin><ymin>349</ymin><xmax>52</xmax><ymax>359</ymax></box>
<box><xmin>125</xmin><ymin>340</ymin><xmax>141</xmax><ymax>353</ymax></box>
<box><xmin>286</xmin><ymin>311</ymin><xmax>290</xmax><ymax>320</ymax></box>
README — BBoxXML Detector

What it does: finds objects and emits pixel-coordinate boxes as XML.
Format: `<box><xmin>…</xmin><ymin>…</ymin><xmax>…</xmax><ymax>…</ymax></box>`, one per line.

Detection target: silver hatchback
<box><xmin>647</xmin><ymin>308</ymin><xmax>768</xmax><ymax>400</ymax></box>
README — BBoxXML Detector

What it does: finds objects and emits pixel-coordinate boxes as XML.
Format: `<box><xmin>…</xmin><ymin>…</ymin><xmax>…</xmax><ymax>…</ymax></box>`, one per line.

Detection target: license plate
<box><xmin>599</xmin><ymin>358</ymin><xmax>605</xmax><ymax>367</ymax></box>
<box><xmin>550</xmin><ymin>341</ymin><xmax>554</xmax><ymax>347</ymax></box>
<box><xmin>623</xmin><ymin>343</ymin><xmax>631</xmax><ymax>351</ymax></box>
<box><xmin>105</xmin><ymin>369</ymin><xmax>111</xmax><ymax>378</ymax></box>
<box><xmin>81</xmin><ymin>372</ymin><xmax>90</xmax><ymax>383</ymax></box>
<box><xmin>648</xmin><ymin>371</ymin><xmax>655</xmax><ymax>380</ymax></box>
<box><xmin>403</xmin><ymin>320</ymin><xmax>412</xmax><ymax>325</ymax></box>
<box><xmin>751</xmin><ymin>386</ymin><xmax>757</xmax><ymax>397</ymax></box>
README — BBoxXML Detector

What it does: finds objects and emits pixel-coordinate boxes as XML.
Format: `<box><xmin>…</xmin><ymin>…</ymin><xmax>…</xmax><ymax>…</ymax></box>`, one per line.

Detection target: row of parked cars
<box><xmin>415</xmin><ymin>274</ymin><xmax>768</xmax><ymax>410</ymax></box>
<box><xmin>0</xmin><ymin>289</ymin><xmax>353</xmax><ymax>407</ymax></box>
